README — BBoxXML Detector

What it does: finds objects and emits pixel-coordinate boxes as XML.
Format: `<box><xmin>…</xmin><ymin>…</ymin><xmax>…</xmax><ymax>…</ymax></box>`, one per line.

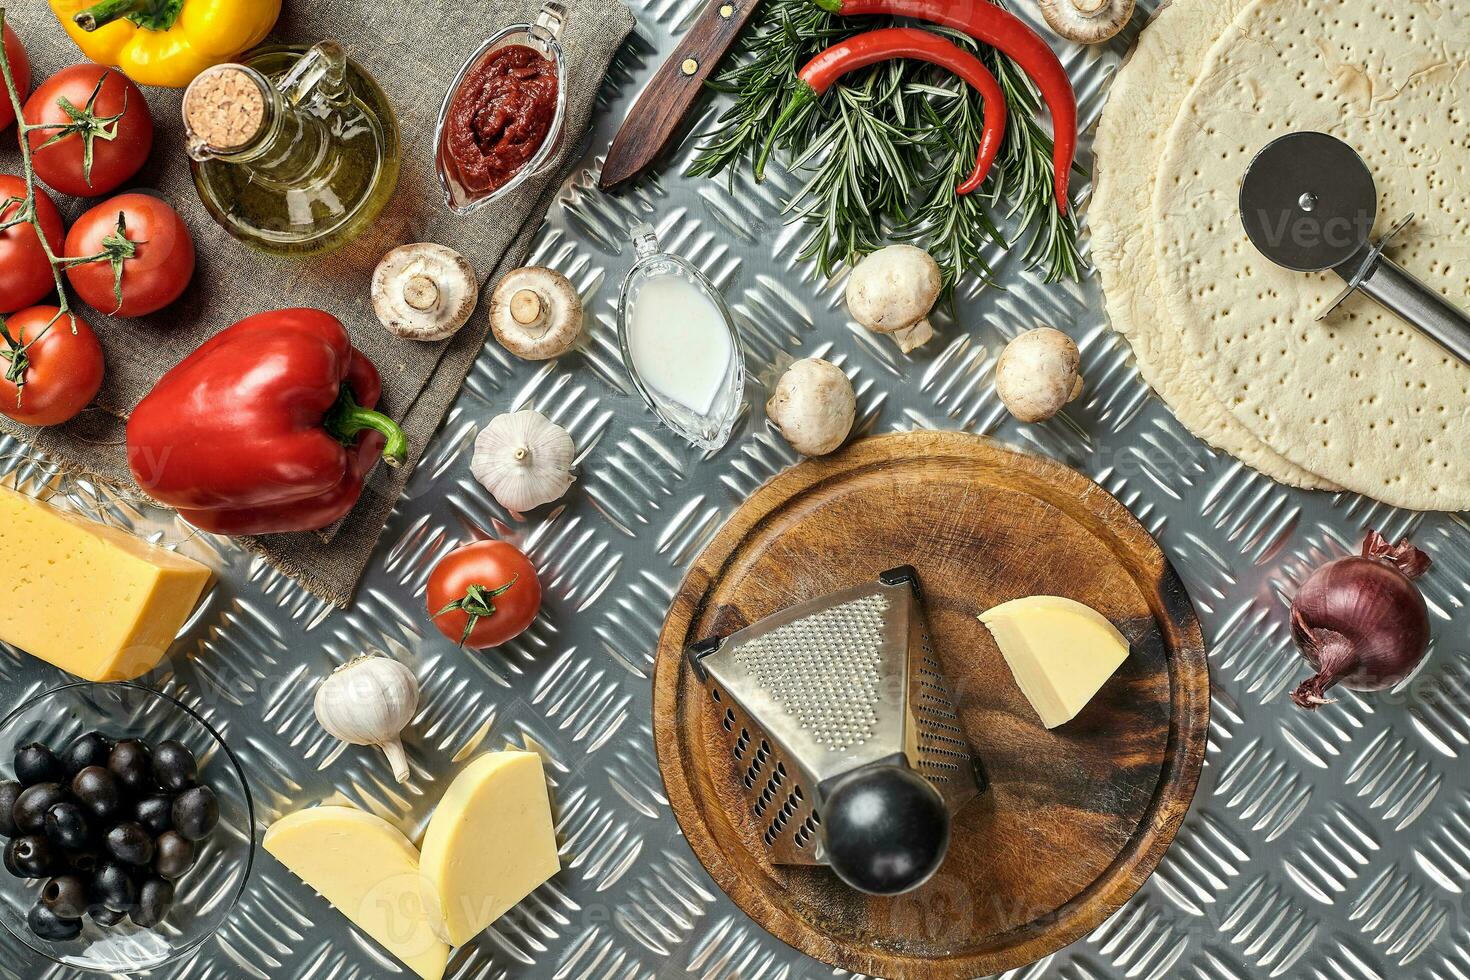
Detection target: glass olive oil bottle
<box><xmin>182</xmin><ymin>42</ymin><xmax>400</xmax><ymax>256</ymax></box>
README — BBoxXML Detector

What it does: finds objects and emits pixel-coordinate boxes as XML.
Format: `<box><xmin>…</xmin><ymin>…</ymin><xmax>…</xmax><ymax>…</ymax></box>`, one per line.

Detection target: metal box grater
<box><xmin>686</xmin><ymin>566</ymin><xmax>986</xmax><ymax>894</ymax></box>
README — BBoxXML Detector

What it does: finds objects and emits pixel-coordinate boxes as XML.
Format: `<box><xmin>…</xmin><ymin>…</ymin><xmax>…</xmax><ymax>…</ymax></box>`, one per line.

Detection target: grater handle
<box><xmin>821</xmin><ymin>764</ymin><xmax>950</xmax><ymax>896</ymax></box>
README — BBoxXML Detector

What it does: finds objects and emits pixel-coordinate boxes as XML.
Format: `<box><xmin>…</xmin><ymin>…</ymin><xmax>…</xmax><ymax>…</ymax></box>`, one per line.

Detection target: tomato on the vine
<box><xmin>427</xmin><ymin>540</ymin><xmax>542</xmax><ymax>648</ymax></box>
<box><xmin>66</xmin><ymin>193</ymin><xmax>196</xmax><ymax>317</ymax></box>
<box><xmin>0</xmin><ymin>175</ymin><xmax>64</xmax><ymax>314</ymax></box>
<box><xmin>0</xmin><ymin>306</ymin><xmax>105</xmax><ymax>427</ymax></box>
<box><xmin>24</xmin><ymin>65</ymin><xmax>153</xmax><ymax>198</ymax></box>
<box><xmin>0</xmin><ymin>24</ymin><xmax>29</xmax><ymax>132</ymax></box>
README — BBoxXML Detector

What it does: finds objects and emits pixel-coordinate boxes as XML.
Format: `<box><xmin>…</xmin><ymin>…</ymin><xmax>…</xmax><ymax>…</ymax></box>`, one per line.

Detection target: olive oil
<box><xmin>183</xmin><ymin>43</ymin><xmax>400</xmax><ymax>257</ymax></box>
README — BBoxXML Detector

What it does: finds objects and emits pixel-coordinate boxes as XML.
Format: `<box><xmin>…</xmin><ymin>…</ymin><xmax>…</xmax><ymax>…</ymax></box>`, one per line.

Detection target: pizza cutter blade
<box><xmin>1240</xmin><ymin>131</ymin><xmax>1470</xmax><ymax>365</ymax></box>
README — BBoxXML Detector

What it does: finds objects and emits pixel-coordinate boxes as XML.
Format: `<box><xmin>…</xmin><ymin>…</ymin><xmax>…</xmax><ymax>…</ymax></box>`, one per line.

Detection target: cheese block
<box><xmin>979</xmin><ymin>596</ymin><xmax>1129</xmax><ymax>729</ymax></box>
<box><xmin>0</xmin><ymin>486</ymin><xmax>212</xmax><ymax>681</ymax></box>
<box><xmin>263</xmin><ymin>806</ymin><xmax>450</xmax><ymax>980</ymax></box>
<box><xmin>420</xmin><ymin>751</ymin><xmax>560</xmax><ymax>945</ymax></box>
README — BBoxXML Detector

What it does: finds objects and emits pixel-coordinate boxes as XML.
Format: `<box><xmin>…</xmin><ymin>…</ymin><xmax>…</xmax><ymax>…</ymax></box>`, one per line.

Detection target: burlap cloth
<box><xmin>0</xmin><ymin>0</ymin><xmax>634</xmax><ymax>605</ymax></box>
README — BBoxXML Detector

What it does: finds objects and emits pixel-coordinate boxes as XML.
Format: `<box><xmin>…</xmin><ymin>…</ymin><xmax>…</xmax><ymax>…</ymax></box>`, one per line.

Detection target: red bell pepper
<box><xmin>126</xmin><ymin>308</ymin><xmax>409</xmax><ymax>536</ymax></box>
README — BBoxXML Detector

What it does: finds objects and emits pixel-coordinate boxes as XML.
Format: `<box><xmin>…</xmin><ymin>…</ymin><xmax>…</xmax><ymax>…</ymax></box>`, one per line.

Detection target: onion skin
<box><xmin>1290</xmin><ymin>531</ymin><xmax>1431</xmax><ymax>709</ymax></box>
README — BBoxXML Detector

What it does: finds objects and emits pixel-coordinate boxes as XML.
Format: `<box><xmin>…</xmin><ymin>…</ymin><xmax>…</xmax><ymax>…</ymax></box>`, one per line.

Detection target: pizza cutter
<box><xmin>1239</xmin><ymin>131</ymin><xmax>1470</xmax><ymax>365</ymax></box>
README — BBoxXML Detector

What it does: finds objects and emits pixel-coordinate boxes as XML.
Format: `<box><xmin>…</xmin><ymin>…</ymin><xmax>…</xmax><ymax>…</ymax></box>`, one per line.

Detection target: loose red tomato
<box><xmin>0</xmin><ymin>306</ymin><xmax>105</xmax><ymax>427</ymax></box>
<box><xmin>0</xmin><ymin>24</ymin><xmax>30</xmax><ymax>132</ymax></box>
<box><xmin>0</xmin><ymin>175</ymin><xmax>64</xmax><ymax>314</ymax></box>
<box><xmin>65</xmin><ymin>193</ymin><xmax>196</xmax><ymax>317</ymax></box>
<box><xmin>24</xmin><ymin>65</ymin><xmax>153</xmax><ymax>198</ymax></box>
<box><xmin>427</xmin><ymin>540</ymin><xmax>542</xmax><ymax>648</ymax></box>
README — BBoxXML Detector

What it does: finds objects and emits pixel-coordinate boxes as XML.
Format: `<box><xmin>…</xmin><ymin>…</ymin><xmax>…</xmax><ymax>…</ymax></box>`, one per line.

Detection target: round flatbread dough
<box><xmin>1091</xmin><ymin>0</ymin><xmax>1338</xmax><ymax>489</ymax></box>
<box><xmin>1153</xmin><ymin>0</ymin><xmax>1470</xmax><ymax>510</ymax></box>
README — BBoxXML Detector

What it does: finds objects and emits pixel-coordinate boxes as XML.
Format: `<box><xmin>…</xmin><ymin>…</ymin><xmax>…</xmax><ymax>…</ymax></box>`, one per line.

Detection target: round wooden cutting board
<box><xmin>652</xmin><ymin>432</ymin><xmax>1209</xmax><ymax>978</ymax></box>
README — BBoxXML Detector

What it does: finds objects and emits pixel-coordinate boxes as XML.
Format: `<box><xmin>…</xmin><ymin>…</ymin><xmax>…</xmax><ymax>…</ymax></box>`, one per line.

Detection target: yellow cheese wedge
<box><xmin>0</xmin><ymin>486</ymin><xmax>212</xmax><ymax>681</ymax></box>
<box><xmin>420</xmin><ymin>751</ymin><xmax>560</xmax><ymax>946</ymax></box>
<box><xmin>263</xmin><ymin>807</ymin><xmax>450</xmax><ymax>980</ymax></box>
<box><xmin>978</xmin><ymin>596</ymin><xmax>1130</xmax><ymax>729</ymax></box>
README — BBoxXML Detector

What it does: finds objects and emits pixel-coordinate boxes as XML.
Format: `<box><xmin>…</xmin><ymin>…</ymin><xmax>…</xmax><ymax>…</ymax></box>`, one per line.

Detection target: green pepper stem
<box><xmin>74</xmin><ymin>0</ymin><xmax>150</xmax><ymax>32</ymax></box>
<box><xmin>325</xmin><ymin>387</ymin><xmax>409</xmax><ymax>468</ymax></box>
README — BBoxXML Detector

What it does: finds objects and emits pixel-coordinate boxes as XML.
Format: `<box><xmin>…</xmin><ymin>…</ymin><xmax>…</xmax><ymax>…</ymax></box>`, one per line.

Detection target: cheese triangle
<box><xmin>979</xmin><ymin>596</ymin><xmax>1129</xmax><ymax>729</ymax></box>
<box><xmin>264</xmin><ymin>807</ymin><xmax>450</xmax><ymax>980</ymax></box>
<box><xmin>419</xmin><ymin>751</ymin><xmax>560</xmax><ymax>946</ymax></box>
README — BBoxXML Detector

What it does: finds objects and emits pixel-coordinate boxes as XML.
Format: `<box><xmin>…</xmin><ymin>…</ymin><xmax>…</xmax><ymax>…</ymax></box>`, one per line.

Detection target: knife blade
<box><xmin>600</xmin><ymin>0</ymin><xmax>763</xmax><ymax>191</ymax></box>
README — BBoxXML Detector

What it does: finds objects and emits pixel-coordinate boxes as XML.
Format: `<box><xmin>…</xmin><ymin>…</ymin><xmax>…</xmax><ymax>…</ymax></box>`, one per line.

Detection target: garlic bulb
<box><xmin>314</xmin><ymin>654</ymin><xmax>419</xmax><ymax>783</ymax></box>
<box><xmin>471</xmin><ymin>410</ymin><xmax>575</xmax><ymax>513</ymax></box>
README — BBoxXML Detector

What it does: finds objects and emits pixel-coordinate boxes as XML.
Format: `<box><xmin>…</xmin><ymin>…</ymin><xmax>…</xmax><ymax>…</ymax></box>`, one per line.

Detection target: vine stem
<box><xmin>0</xmin><ymin>6</ymin><xmax>80</xmax><ymax>344</ymax></box>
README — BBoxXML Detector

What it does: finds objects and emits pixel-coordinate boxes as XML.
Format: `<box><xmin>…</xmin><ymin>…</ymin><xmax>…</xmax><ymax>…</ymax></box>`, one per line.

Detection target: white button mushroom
<box><xmin>372</xmin><ymin>243</ymin><xmax>479</xmax><ymax>342</ymax></box>
<box><xmin>766</xmin><ymin>358</ymin><xmax>856</xmax><ymax>456</ymax></box>
<box><xmin>995</xmin><ymin>327</ymin><xmax>1085</xmax><ymax>423</ymax></box>
<box><xmin>844</xmin><ymin>244</ymin><xmax>942</xmax><ymax>354</ymax></box>
<box><xmin>490</xmin><ymin>267</ymin><xmax>584</xmax><ymax>360</ymax></box>
<box><xmin>1038</xmin><ymin>0</ymin><xmax>1135</xmax><ymax>44</ymax></box>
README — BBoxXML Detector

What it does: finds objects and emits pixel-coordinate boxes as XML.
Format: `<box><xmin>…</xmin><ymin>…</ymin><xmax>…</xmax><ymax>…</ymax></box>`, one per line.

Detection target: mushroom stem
<box><xmin>511</xmin><ymin>289</ymin><xmax>544</xmax><ymax>327</ymax></box>
<box><xmin>1072</xmin><ymin>0</ymin><xmax>1108</xmax><ymax>13</ymax></box>
<box><xmin>403</xmin><ymin>274</ymin><xmax>440</xmax><ymax>312</ymax></box>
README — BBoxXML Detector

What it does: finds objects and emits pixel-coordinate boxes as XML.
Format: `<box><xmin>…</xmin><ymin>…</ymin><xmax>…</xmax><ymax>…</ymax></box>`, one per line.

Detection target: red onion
<box><xmin>1290</xmin><ymin>530</ymin><xmax>1431</xmax><ymax>710</ymax></box>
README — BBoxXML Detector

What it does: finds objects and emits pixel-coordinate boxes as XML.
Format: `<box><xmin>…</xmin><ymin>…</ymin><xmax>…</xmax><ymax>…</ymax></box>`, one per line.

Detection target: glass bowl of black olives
<box><xmin>0</xmin><ymin>683</ymin><xmax>253</xmax><ymax>972</ymax></box>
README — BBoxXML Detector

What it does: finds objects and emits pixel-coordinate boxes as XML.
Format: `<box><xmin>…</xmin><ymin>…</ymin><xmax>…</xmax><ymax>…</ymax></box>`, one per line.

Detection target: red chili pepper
<box><xmin>126</xmin><ymin>308</ymin><xmax>409</xmax><ymax>536</ymax></box>
<box><xmin>757</xmin><ymin>27</ymin><xmax>1006</xmax><ymax>197</ymax></box>
<box><xmin>814</xmin><ymin>0</ymin><xmax>1077</xmax><ymax>213</ymax></box>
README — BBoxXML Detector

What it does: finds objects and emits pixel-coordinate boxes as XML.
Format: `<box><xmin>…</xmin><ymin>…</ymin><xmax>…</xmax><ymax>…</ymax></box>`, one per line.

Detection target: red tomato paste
<box><xmin>443</xmin><ymin>44</ymin><xmax>558</xmax><ymax>195</ymax></box>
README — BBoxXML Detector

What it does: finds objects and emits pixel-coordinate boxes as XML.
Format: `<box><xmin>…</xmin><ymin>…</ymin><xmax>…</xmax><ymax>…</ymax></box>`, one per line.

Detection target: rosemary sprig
<box><xmin>688</xmin><ymin>0</ymin><xmax>1081</xmax><ymax>296</ymax></box>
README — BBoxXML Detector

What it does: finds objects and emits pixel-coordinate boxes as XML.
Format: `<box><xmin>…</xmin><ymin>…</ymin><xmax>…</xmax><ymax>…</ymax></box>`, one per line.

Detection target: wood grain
<box><xmin>599</xmin><ymin>0</ymin><xmax>762</xmax><ymax>189</ymax></box>
<box><xmin>652</xmin><ymin>432</ymin><xmax>1209</xmax><ymax>978</ymax></box>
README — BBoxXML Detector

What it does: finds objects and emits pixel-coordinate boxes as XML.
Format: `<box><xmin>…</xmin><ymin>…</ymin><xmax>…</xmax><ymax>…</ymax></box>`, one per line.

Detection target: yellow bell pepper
<box><xmin>49</xmin><ymin>0</ymin><xmax>281</xmax><ymax>89</ymax></box>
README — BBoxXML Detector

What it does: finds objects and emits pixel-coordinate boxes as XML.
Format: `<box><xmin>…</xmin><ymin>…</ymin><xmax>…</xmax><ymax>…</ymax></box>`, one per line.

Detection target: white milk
<box><xmin>626</xmin><ymin>275</ymin><xmax>734</xmax><ymax>416</ymax></box>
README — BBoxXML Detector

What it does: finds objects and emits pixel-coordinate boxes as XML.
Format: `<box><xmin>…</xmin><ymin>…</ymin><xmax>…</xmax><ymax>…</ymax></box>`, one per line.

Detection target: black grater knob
<box><xmin>821</xmin><ymin>764</ymin><xmax>950</xmax><ymax>896</ymax></box>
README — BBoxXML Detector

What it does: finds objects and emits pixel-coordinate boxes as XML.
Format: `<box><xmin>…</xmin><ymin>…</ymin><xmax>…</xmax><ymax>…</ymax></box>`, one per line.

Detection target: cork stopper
<box><xmin>183</xmin><ymin>66</ymin><xmax>268</xmax><ymax>153</ymax></box>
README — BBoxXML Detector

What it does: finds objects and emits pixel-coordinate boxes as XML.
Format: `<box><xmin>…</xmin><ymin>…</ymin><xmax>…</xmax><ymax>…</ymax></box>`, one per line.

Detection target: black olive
<box><xmin>14</xmin><ymin>743</ymin><xmax>64</xmax><ymax>787</ymax></box>
<box><xmin>171</xmin><ymin>785</ymin><xmax>219</xmax><ymax>841</ymax></box>
<box><xmin>88</xmin><ymin>904</ymin><xmax>127</xmax><ymax>927</ymax></box>
<box><xmin>43</xmin><ymin>802</ymin><xmax>91</xmax><ymax>851</ymax></box>
<box><xmin>62</xmin><ymin>732</ymin><xmax>113</xmax><ymax>776</ymax></box>
<box><xmin>91</xmin><ymin>860</ymin><xmax>137</xmax><ymax>912</ymax></box>
<box><xmin>150</xmin><ymin>740</ymin><xmax>197</xmax><ymax>794</ymax></box>
<box><xmin>134</xmin><ymin>793</ymin><xmax>173</xmax><ymax>835</ymax></box>
<box><xmin>71</xmin><ymin>767</ymin><xmax>123</xmax><ymax>822</ymax></box>
<box><xmin>27</xmin><ymin>901</ymin><xmax>82</xmax><ymax>942</ymax></box>
<box><xmin>4</xmin><ymin>835</ymin><xmax>58</xmax><ymax>878</ymax></box>
<box><xmin>65</xmin><ymin>848</ymin><xmax>100</xmax><ymax>875</ymax></box>
<box><xmin>131</xmin><ymin>876</ymin><xmax>174</xmax><ymax>928</ymax></box>
<box><xmin>107</xmin><ymin>739</ymin><xmax>153</xmax><ymax>796</ymax></box>
<box><xmin>0</xmin><ymin>780</ymin><xmax>21</xmax><ymax>838</ymax></box>
<box><xmin>152</xmin><ymin>831</ymin><xmax>195</xmax><ymax>879</ymax></box>
<box><xmin>41</xmin><ymin>874</ymin><xmax>90</xmax><ymax>919</ymax></box>
<box><xmin>3</xmin><ymin>836</ymin><xmax>22</xmax><ymax>876</ymax></box>
<box><xmin>12</xmin><ymin>783</ymin><xmax>67</xmax><ymax>835</ymax></box>
<box><xmin>104</xmin><ymin>822</ymin><xmax>154</xmax><ymax>867</ymax></box>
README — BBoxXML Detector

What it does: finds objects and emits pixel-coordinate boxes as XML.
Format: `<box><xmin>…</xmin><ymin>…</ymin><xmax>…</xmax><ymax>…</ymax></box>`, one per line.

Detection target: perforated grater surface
<box><xmin>687</xmin><ymin>567</ymin><xmax>985</xmax><ymax>894</ymax></box>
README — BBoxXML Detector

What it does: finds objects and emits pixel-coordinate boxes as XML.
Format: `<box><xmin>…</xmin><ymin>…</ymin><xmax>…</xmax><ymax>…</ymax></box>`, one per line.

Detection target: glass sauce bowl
<box><xmin>617</xmin><ymin>223</ymin><xmax>747</xmax><ymax>451</ymax></box>
<box><xmin>434</xmin><ymin>1</ymin><xmax>570</xmax><ymax>215</ymax></box>
<box><xmin>0</xmin><ymin>683</ymin><xmax>254</xmax><ymax>974</ymax></box>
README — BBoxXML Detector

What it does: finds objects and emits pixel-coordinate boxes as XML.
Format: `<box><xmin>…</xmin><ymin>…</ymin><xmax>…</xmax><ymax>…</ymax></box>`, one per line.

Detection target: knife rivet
<box><xmin>720</xmin><ymin>3</ymin><xmax>734</xmax><ymax>16</ymax></box>
<box><xmin>682</xmin><ymin>58</ymin><xmax>699</xmax><ymax>75</ymax></box>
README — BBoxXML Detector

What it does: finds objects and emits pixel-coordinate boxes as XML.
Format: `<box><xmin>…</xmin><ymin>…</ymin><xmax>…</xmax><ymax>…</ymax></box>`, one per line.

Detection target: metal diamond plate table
<box><xmin>3</xmin><ymin>1</ymin><xmax>1468</xmax><ymax>978</ymax></box>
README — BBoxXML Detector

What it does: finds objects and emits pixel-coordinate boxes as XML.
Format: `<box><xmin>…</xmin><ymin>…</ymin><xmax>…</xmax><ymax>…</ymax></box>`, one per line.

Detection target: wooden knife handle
<box><xmin>600</xmin><ymin>0</ymin><xmax>763</xmax><ymax>190</ymax></box>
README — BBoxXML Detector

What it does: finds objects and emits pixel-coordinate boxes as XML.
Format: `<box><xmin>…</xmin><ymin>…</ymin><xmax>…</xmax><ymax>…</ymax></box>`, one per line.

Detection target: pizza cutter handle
<box><xmin>1356</xmin><ymin>256</ymin><xmax>1470</xmax><ymax>366</ymax></box>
